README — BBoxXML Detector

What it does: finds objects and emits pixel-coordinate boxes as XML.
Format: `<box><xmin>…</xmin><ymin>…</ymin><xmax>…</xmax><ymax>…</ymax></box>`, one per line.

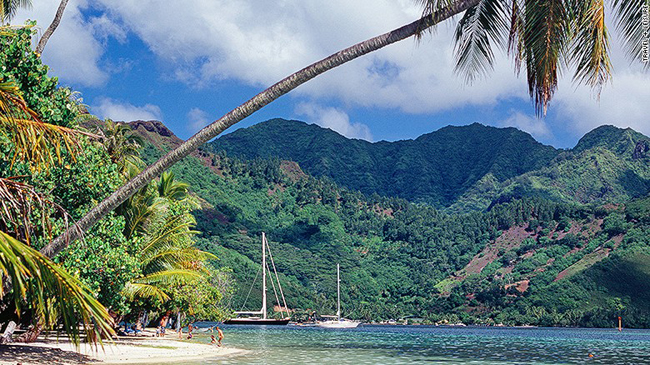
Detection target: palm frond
<box><xmin>0</xmin><ymin>81</ymin><xmax>98</xmax><ymax>173</ymax></box>
<box><xmin>121</xmin><ymin>192</ymin><xmax>163</xmax><ymax>239</ymax></box>
<box><xmin>0</xmin><ymin>116</ymin><xmax>86</xmax><ymax>173</ymax></box>
<box><xmin>1</xmin><ymin>0</ymin><xmax>32</xmax><ymax>22</ymax></box>
<box><xmin>138</xmin><ymin>269</ymin><xmax>204</xmax><ymax>285</ymax></box>
<box><xmin>0</xmin><ymin>177</ymin><xmax>73</xmax><ymax>244</ymax></box>
<box><xmin>122</xmin><ymin>269</ymin><xmax>206</xmax><ymax>301</ymax></box>
<box><xmin>121</xmin><ymin>282</ymin><xmax>170</xmax><ymax>302</ymax></box>
<box><xmin>418</xmin><ymin>0</ymin><xmax>456</xmax><ymax>16</ymax></box>
<box><xmin>415</xmin><ymin>0</ymin><xmax>459</xmax><ymax>35</ymax></box>
<box><xmin>570</xmin><ymin>0</ymin><xmax>612</xmax><ymax>92</ymax></box>
<box><xmin>0</xmin><ymin>232</ymin><xmax>114</xmax><ymax>346</ymax></box>
<box><xmin>610</xmin><ymin>0</ymin><xmax>650</xmax><ymax>67</ymax></box>
<box><xmin>145</xmin><ymin>247</ymin><xmax>216</xmax><ymax>274</ymax></box>
<box><xmin>158</xmin><ymin>171</ymin><xmax>190</xmax><ymax>201</ymax></box>
<box><xmin>140</xmin><ymin>213</ymin><xmax>197</xmax><ymax>256</ymax></box>
<box><xmin>507</xmin><ymin>0</ymin><xmax>525</xmax><ymax>73</ymax></box>
<box><xmin>453</xmin><ymin>0</ymin><xmax>510</xmax><ymax>83</ymax></box>
<box><xmin>521</xmin><ymin>0</ymin><xmax>572</xmax><ymax>116</ymax></box>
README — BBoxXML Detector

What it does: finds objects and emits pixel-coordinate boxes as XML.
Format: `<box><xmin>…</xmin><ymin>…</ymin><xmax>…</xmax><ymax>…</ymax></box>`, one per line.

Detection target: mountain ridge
<box><xmin>208</xmin><ymin>119</ymin><xmax>650</xmax><ymax>210</ymax></box>
<box><xmin>128</xmin><ymin>118</ymin><xmax>650</xmax><ymax>328</ymax></box>
<box><xmin>208</xmin><ymin>119</ymin><xmax>562</xmax><ymax>208</ymax></box>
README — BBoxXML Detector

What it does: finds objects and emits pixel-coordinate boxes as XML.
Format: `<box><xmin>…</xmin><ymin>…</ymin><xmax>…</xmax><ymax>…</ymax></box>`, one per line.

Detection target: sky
<box><xmin>14</xmin><ymin>0</ymin><xmax>650</xmax><ymax>149</ymax></box>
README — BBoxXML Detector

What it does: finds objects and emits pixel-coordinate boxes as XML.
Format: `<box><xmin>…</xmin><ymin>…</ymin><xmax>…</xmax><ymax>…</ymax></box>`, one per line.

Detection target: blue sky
<box><xmin>15</xmin><ymin>0</ymin><xmax>650</xmax><ymax>149</ymax></box>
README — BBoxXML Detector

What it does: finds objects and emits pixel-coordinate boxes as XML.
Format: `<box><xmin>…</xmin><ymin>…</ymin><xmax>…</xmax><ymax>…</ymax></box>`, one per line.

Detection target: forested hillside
<box><xmin>452</xmin><ymin>125</ymin><xmax>650</xmax><ymax>211</ymax></box>
<box><xmin>133</xmin><ymin>120</ymin><xmax>650</xmax><ymax>328</ymax></box>
<box><xmin>208</xmin><ymin>119</ymin><xmax>559</xmax><ymax>207</ymax></box>
<box><xmin>208</xmin><ymin>119</ymin><xmax>650</xmax><ymax>212</ymax></box>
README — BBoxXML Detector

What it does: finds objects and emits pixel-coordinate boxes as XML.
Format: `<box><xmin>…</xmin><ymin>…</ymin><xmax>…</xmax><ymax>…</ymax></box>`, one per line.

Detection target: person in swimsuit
<box><xmin>216</xmin><ymin>326</ymin><xmax>224</xmax><ymax>347</ymax></box>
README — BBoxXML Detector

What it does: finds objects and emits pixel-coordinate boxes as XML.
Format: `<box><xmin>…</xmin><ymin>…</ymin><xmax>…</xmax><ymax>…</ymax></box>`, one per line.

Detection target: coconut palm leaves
<box><xmin>0</xmin><ymin>232</ymin><xmax>115</xmax><ymax>345</ymax></box>
<box><xmin>0</xmin><ymin>81</ymin><xmax>86</xmax><ymax>173</ymax></box>
<box><xmin>158</xmin><ymin>171</ymin><xmax>190</xmax><ymax>201</ymax></box>
<box><xmin>453</xmin><ymin>0</ymin><xmax>510</xmax><ymax>83</ymax></box>
<box><xmin>120</xmin><ymin>171</ymin><xmax>215</xmax><ymax>303</ymax></box>
<box><xmin>449</xmin><ymin>0</ymin><xmax>647</xmax><ymax>115</ymax></box>
<box><xmin>0</xmin><ymin>0</ymin><xmax>31</xmax><ymax>22</ymax></box>
<box><xmin>97</xmin><ymin>119</ymin><xmax>144</xmax><ymax>177</ymax></box>
<box><xmin>611</xmin><ymin>0</ymin><xmax>650</xmax><ymax>65</ymax></box>
<box><xmin>571</xmin><ymin>0</ymin><xmax>611</xmax><ymax>92</ymax></box>
<box><xmin>122</xmin><ymin>210</ymin><xmax>216</xmax><ymax>302</ymax></box>
<box><xmin>0</xmin><ymin>177</ymin><xmax>72</xmax><ymax>244</ymax></box>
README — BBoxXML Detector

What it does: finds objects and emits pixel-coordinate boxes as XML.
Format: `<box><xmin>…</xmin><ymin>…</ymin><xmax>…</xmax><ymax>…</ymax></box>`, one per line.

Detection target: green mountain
<box><xmin>452</xmin><ymin>125</ymin><xmax>650</xmax><ymax>211</ymax></box>
<box><xmin>208</xmin><ymin>119</ymin><xmax>559</xmax><ymax>207</ymax></box>
<box><xmin>209</xmin><ymin>119</ymin><xmax>650</xmax><ymax>211</ymax></box>
<box><xmin>131</xmin><ymin>119</ymin><xmax>650</xmax><ymax>328</ymax></box>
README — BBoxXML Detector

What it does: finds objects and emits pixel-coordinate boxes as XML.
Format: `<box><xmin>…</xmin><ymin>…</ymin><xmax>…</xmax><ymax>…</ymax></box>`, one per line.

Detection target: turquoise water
<box><xmin>190</xmin><ymin>324</ymin><xmax>650</xmax><ymax>364</ymax></box>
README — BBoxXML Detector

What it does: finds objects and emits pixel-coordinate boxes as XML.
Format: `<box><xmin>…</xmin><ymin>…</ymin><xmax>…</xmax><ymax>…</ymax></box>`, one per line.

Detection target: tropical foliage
<box><xmin>0</xmin><ymin>24</ymin><xmax>114</xmax><ymax>344</ymax></box>
<box><xmin>134</xmin><ymin>117</ymin><xmax>650</xmax><ymax>327</ymax></box>
<box><xmin>0</xmin><ymin>23</ymin><xmax>229</xmax><ymax>344</ymax></box>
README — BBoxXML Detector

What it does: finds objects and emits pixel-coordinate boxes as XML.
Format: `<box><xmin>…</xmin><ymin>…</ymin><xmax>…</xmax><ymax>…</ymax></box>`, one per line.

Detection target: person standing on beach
<box><xmin>160</xmin><ymin>313</ymin><xmax>169</xmax><ymax>336</ymax></box>
<box><xmin>216</xmin><ymin>326</ymin><xmax>224</xmax><ymax>347</ymax></box>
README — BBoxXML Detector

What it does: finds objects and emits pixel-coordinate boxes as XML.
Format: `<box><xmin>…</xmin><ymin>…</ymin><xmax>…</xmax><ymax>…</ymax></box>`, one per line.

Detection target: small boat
<box><xmin>224</xmin><ymin>233</ymin><xmax>290</xmax><ymax>325</ymax></box>
<box><xmin>316</xmin><ymin>264</ymin><xmax>360</xmax><ymax>329</ymax></box>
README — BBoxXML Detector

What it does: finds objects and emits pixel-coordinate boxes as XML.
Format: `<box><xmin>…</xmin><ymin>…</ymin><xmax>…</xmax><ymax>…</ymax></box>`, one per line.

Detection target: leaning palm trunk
<box><xmin>35</xmin><ymin>0</ymin><xmax>69</xmax><ymax>55</ymax></box>
<box><xmin>41</xmin><ymin>0</ymin><xmax>480</xmax><ymax>258</ymax></box>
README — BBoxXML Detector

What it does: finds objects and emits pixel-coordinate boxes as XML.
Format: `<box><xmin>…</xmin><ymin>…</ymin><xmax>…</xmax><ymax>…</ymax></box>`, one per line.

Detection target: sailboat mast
<box><xmin>337</xmin><ymin>263</ymin><xmax>341</xmax><ymax>321</ymax></box>
<box><xmin>262</xmin><ymin>232</ymin><xmax>267</xmax><ymax>320</ymax></box>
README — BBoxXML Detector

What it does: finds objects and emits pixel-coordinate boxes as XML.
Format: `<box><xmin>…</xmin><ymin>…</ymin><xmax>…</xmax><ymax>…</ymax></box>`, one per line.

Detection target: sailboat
<box><xmin>224</xmin><ymin>233</ymin><xmax>290</xmax><ymax>325</ymax></box>
<box><xmin>316</xmin><ymin>264</ymin><xmax>361</xmax><ymax>328</ymax></box>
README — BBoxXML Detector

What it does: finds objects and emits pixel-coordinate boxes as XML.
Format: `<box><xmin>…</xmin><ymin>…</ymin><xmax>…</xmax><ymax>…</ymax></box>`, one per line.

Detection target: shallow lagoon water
<box><xmin>190</xmin><ymin>324</ymin><xmax>650</xmax><ymax>364</ymax></box>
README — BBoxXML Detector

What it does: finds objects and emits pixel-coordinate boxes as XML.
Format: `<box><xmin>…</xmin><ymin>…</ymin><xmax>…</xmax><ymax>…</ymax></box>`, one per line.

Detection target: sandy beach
<box><xmin>0</xmin><ymin>333</ymin><xmax>247</xmax><ymax>365</ymax></box>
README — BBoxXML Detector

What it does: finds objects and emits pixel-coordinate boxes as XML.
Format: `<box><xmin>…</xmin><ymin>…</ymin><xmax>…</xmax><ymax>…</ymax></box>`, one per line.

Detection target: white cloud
<box><xmin>187</xmin><ymin>107</ymin><xmax>211</xmax><ymax>133</ymax></box>
<box><xmin>295</xmin><ymin>103</ymin><xmax>373</xmax><ymax>141</ymax></box>
<box><xmin>85</xmin><ymin>0</ymin><xmax>526</xmax><ymax>112</ymax></box>
<box><xmin>499</xmin><ymin>111</ymin><xmax>553</xmax><ymax>140</ymax></box>
<box><xmin>14</xmin><ymin>0</ymin><xmax>110</xmax><ymax>87</ymax></box>
<box><xmin>553</xmin><ymin>73</ymin><xmax>650</xmax><ymax>138</ymax></box>
<box><xmin>15</xmin><ymin>0</ymin><xmax>649</xmax><ymax>135</ymax></box>
<box><xmin>92</xmin><ymin>97</ymin><xmax>162</xmax><ymax>122</ymax></box>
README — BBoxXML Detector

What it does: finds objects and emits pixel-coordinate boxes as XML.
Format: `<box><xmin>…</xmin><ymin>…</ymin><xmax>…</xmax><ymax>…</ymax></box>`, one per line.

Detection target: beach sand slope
<box><xmin>0</xmin><ymin>336</ymin><xmax>246</xmax><ymax>364</ymax></box>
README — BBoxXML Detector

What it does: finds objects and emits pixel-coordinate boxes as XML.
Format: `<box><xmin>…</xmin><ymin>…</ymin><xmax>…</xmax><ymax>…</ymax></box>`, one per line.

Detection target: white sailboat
<box><xmin>224</xmin><ymin>232</ymin><xmax>290</xmax><ymax>325</ymax></box>
<box><xmin>316</xmin><ymin>264</ymin><xmax>360</xmax><ymax>328</ymax></box>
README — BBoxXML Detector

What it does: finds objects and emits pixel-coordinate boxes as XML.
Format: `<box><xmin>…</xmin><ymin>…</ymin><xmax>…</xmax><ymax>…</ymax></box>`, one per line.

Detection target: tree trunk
<box><xmin>40</xmin><ymin>0</ymin><xmax>480</xmax><ymax>258</ymax></box>
<box><xmin>35</xmin><ymin>0</ymin><xmax>69</xmax><ymax>55</ymax></box>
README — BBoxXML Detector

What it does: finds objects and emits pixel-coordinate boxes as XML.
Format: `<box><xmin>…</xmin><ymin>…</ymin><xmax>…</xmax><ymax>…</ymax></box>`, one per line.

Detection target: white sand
<box><xmin>0</xmin><ymin>335</ymin><xmax>247</xmax><ymax>364</ymax></box>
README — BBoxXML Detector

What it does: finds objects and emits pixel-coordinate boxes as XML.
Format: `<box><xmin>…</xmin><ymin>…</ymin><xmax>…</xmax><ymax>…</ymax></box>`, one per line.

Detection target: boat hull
<box><xmin>224</xmin><ymin>318</ymin><xmax>290</xmax><ymax>325</ymax></box>
<box><xmin>316</xmin><ymin>320</ymin><xmax>360</xmax><ymax>328</ymax></box>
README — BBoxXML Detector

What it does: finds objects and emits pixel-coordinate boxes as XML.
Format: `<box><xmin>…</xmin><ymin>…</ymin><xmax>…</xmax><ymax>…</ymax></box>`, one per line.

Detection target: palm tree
<box><xmin>121</xmin><ymin>211</ymin><xmax>215</xmax><ymax>302</ymax></box>
<box><xmin>0</xmin><ymin>77</ymin><xmax>114</xmax><ymax>344</ymax></box>
<box><xmin>44</xmin><ymin>0</ymin><xmax>649</xmax><ymax>257</ymax></box>
<box><xmin>35</xmin><ymin>0</ymin><xmax>67</xmax><ymax>54</ymax></box>
<box><xmin>98</xmin><ymin>119</ymin><xmax>145</xmax><ymax>177</ymax></box>
<box><xmin>1</xmin><ymin>0</ymin><xmax>31</xmax><ymax>23</ymax></box>
<box><xmin>120</xmin><ymin>171</ymin><xmax>215</xmax><ymax>304</ymax></box>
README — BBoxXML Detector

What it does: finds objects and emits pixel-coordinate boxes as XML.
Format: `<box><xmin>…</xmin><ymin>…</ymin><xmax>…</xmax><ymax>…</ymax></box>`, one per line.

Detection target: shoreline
<box><xmin>0</xmin><ymin>333</ymin><xmax>247</xmax><ymax>365</ymax></box>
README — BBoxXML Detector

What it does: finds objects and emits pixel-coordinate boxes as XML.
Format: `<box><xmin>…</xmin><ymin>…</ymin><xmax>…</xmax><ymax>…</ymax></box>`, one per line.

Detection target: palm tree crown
<box><xmin>429</xmin><ymin>0</ymin><xmax>649</xmax><ymax>115</ymax></box>
<box><xmin>1</xmin><ymin>0</ymin><xmax>31</xmax><ymax>22</ymax></box>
